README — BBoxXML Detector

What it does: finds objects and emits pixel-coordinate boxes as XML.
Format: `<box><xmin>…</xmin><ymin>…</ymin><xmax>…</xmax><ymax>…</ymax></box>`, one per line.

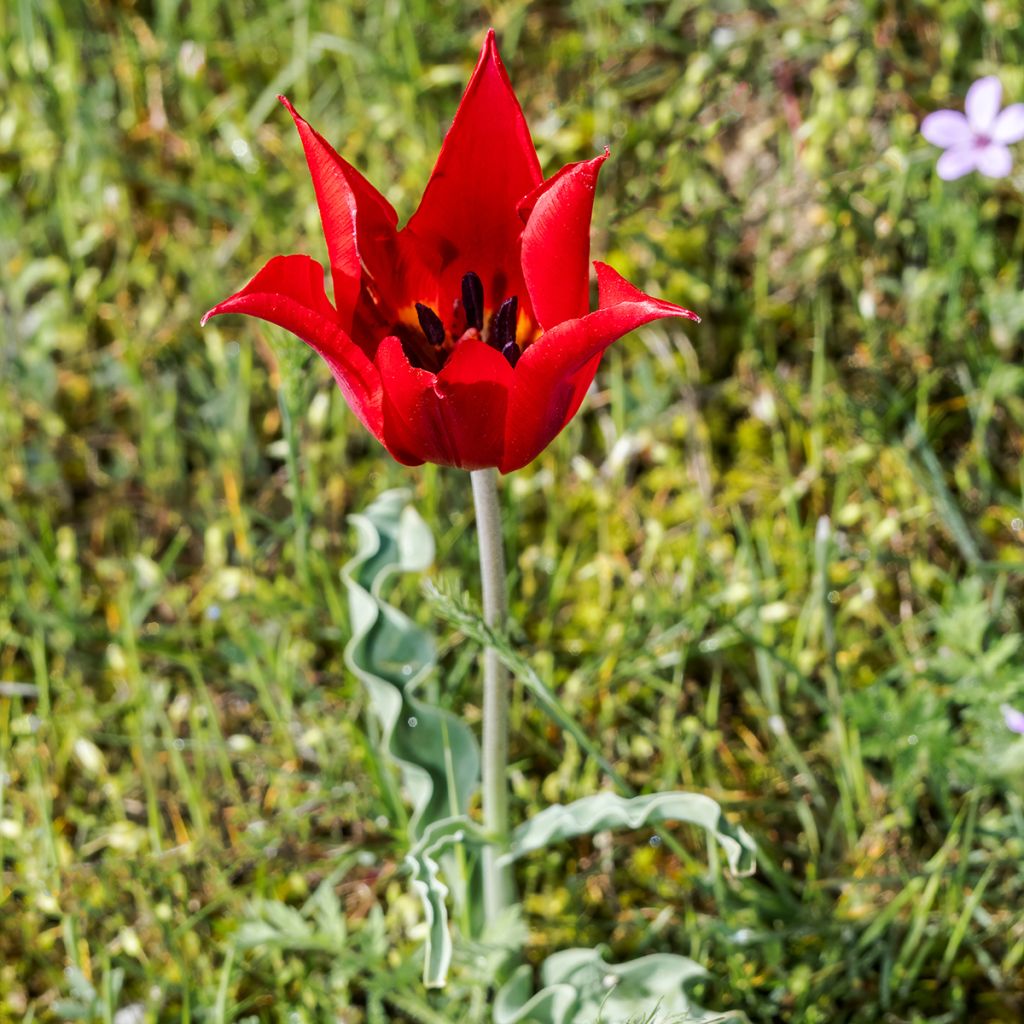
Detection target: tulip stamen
<box><xmin>461</xmin><ymin>271</ymin><xmax>484</xmax><ymax>332</ymax></box>
<box><xmin>501</xmin><ymin>341</ymin><xmax>520</xmax><ymax>367</ymax></box>
<box><xmin>415</xmin><ymin>302</ymin><xmax>447</xmax><ymax>347</ymax></box>
<box><xmin>491</xmin><ymin>296</ymin><xmax>517</xmax><ymax>350</ymax></box>
<box><xmin>489</xmin><ymin>295</ymin><xmax>521</xmax><ymax>368</ymax></box>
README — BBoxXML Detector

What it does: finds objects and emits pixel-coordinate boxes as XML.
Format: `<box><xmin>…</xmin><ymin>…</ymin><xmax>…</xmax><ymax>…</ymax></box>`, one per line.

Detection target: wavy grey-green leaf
<box><xmin>342</xmin><ymin>489</ymin><xmax>480</xmax><ymax>839</ymax></box>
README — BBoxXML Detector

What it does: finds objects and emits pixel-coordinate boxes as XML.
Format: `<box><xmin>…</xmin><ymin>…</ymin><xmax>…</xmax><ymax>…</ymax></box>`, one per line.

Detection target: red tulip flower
<box><xmin>202</xmin><ymin>31</ymin><xmax>699</xmax><ymax>473</ymax></box>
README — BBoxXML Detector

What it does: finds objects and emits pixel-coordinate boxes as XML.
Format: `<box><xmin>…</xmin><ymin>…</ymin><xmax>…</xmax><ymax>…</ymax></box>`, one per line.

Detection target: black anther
<box><xmin>492</xmin><ymin>295</ymin><xmax>518</xmax><ymax>351</ymax></box>
<box><xmin>415</xmin><ymin>302</ymin><xmax>446</xmax><ymax>346</ymax></box>
<box><xmin>501</xmin><ymin>340</ymin><xmax>520</xmax><ymax>368</ymax></box>
<box><xmin>461</xmin><ymin>271</ymin><xmax>484</xmax><ymax>331</ymax></box>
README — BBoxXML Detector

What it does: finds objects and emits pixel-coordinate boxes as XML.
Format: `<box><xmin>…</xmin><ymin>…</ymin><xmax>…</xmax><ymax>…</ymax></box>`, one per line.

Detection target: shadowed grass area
<box><xmin>3</xmin><ymin>0</ymin><xmax>1024</xmax><ymax>1020</ymax></box>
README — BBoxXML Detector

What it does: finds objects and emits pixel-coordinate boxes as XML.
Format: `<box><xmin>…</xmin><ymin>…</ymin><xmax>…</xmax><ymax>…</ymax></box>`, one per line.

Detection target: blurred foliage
<box><xmin>3</xmin><ymin>0</ymin><xmax>1024</xmax><ymax>1021</ymax></box>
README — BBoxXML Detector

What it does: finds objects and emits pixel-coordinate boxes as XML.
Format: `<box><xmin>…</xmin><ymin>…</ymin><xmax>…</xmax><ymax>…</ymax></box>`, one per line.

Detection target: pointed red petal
<box><xmin>202</xmin><ymin>254</ymin><xmax>384</xmax><ymax>441</ymax></box>
<box><xmin>375</xmin><ymin>336</ymin><xmax>512</xmax><ymax>470</ymax></box>
<box><xmin>499</xmin><ymin>263</ymin><xmax>699</xmax><ymax>472</ymax></box>
<box><xmin>518</xmin><ymin>151</ymin><xmax>608</xmax><ymax>330</ymax></box>
<box><xmin>403</xmin><ymin>31</ymin><xmax>542</xmax><ymax>300</ymax></box>
<box><xmin>279</xmin><ymin>96</ymin><xmax>399</xmax><ymax>329</ymax></box>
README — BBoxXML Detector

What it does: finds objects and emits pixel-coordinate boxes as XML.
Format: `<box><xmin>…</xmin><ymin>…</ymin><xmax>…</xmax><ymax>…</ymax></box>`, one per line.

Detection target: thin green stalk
<box><xmin>278</xmin><ymin>383</ymin><xmax>310</xmax><ymax>586</ymax></box>
<box><xmin>470</xmin><ymin>467</ymin><xmax>515</xmax><ymax>920</ymax></box>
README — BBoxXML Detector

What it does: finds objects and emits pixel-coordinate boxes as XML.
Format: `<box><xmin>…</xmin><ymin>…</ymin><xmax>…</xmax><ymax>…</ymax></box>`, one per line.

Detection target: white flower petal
<box><xmin>991</xmin><ymin>103</ymin><xmax>1024</xmax><ymax>144</ymax></box>
<box><xmin>936</xmin><ymin>146</ymin><xmax>978</xmax><ymax>180</ymax></box>
<box><xmin>921</xmin><ymin>110</ymin><xmax>973</xmax><ymax>147</ymax></box>
<box><xmin>965</xmin><ymin>76</ymin><xmax>1002</xmax><ymax>133</ymax></box>
<box><xmin>975</xmin><ymin>143</ymin><xmax>1012</xmax><ymax>178</ymax></box>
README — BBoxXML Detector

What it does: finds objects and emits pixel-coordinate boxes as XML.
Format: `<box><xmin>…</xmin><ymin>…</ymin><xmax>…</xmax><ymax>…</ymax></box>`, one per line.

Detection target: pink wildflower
<box><xmin>1001</xmin><ymin>703</ymin><xmax>1024</xmax><ymax>735</ymax></box>
<box><xmin>921</xmin><ymin>76</ymin><xmax>1024</xmax><ymax>180</ymax></box>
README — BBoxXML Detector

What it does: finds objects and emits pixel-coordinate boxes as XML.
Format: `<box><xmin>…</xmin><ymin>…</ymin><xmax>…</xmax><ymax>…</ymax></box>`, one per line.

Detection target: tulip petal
<box><xmin>965</xmin><ymin>76</ymin><xmax>1002</xmax><ymax>133</ymax></box>
<box><xmin>975</xmin><ymin>142</ymin><xmax>1013</xmax><ymax>178</ymax></box>
<box><xmin>501</xmin><ymin>263</ymin><xmax>699</xmax><ymax>472</ymax></box>
<box><xmin>519</xmin><ymin>152</ymin><xmax>609</xmax><ymax>331</ymax></box>
<box><xmin>404</xmin><ymin>30</ymin><xmax>543</xmax><ymax>304</ymax></box>
<box><xmin>920</xmin><ymin>110</ymin><xmax>973</xmax><ymax>147</ymax></box>
<box><xmin>936</xmin><ymin>146</ymin><xmax>979</xmax><ymax>180</ymax></box>
<box><xmin>280</xmin><ymin>96</ymin><xmax>400</xmax><ymax>330</ymax></box>
<box><xmin>202</xmin><ymin>254</ymin><xmax>383</xmax><ymax>441</ymax></box>
<box><xmin>375</xmin><ymin>336</ymin><xmax>512</xmax><ymax>470</ymax></box>
<box><xmin>992</xmin><ymin>103</ymin><xmax>1024</xmax><ymax>144</ymax></box>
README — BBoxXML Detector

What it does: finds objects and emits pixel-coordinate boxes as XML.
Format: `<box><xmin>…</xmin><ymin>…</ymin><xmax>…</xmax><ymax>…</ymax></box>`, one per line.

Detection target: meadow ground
<box><xmin>3</xmin><ymin>1</ymin><xmax>1024</xmax><ymax>1021</ymax></box>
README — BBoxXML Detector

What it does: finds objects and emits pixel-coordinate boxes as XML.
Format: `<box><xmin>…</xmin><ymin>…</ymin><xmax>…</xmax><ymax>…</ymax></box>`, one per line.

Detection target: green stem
<box><xmin>278</xmin><ymin>384</ymin><xmax>309</xmax><ymax>586</ymax></box>
<box><xmin>470</xmin><ymin>467</ymin><xmax>515</xmax><ymax>920</ymax></box>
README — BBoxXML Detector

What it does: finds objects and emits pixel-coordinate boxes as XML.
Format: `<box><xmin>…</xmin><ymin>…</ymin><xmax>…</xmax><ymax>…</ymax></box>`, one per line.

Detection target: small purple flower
<box><xmin>1001</xmin><ymin>703</ymin><xmax>1024</xmax><ymax>735</ymax></box>
<box><xmin>921</xmin><ymin>76</ymin><xmax>1024</xmax><ymax>180</ymax></box>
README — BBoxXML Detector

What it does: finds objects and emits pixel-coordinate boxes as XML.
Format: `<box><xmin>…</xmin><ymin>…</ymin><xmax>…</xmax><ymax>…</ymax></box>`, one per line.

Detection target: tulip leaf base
<box><xmin>408</xmin><ymin>789</ymin><xmax>755</xmax><ymax>990</ymax></box>
<box><xmin>494</xmin><ymin>949</ymin><xmax>737</xmax><ymax>1024</ymax></box>
<box><xmin>345</xmin><ymin>491</ymin><xmax>755</xmax><ymax>1013</ymax></box>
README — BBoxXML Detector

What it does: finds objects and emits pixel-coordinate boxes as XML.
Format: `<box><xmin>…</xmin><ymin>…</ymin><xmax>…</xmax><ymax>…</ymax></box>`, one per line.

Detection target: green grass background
<box><xmin>4</xmin><ymin>0</ymin><xmax>1024</xmax><ymax>1020</ymax></box>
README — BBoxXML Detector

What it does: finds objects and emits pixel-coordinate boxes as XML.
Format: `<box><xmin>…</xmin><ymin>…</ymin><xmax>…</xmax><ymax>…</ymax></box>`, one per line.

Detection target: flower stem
<box><xmin>277</xmin><ymin>384</ymin><xmax>309</xmax><ymax>587</ymax></box>
<box><xmin>470</xmin><ymin>467</ymin><xmax>515</xmax><ymax>921</ymax></box>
